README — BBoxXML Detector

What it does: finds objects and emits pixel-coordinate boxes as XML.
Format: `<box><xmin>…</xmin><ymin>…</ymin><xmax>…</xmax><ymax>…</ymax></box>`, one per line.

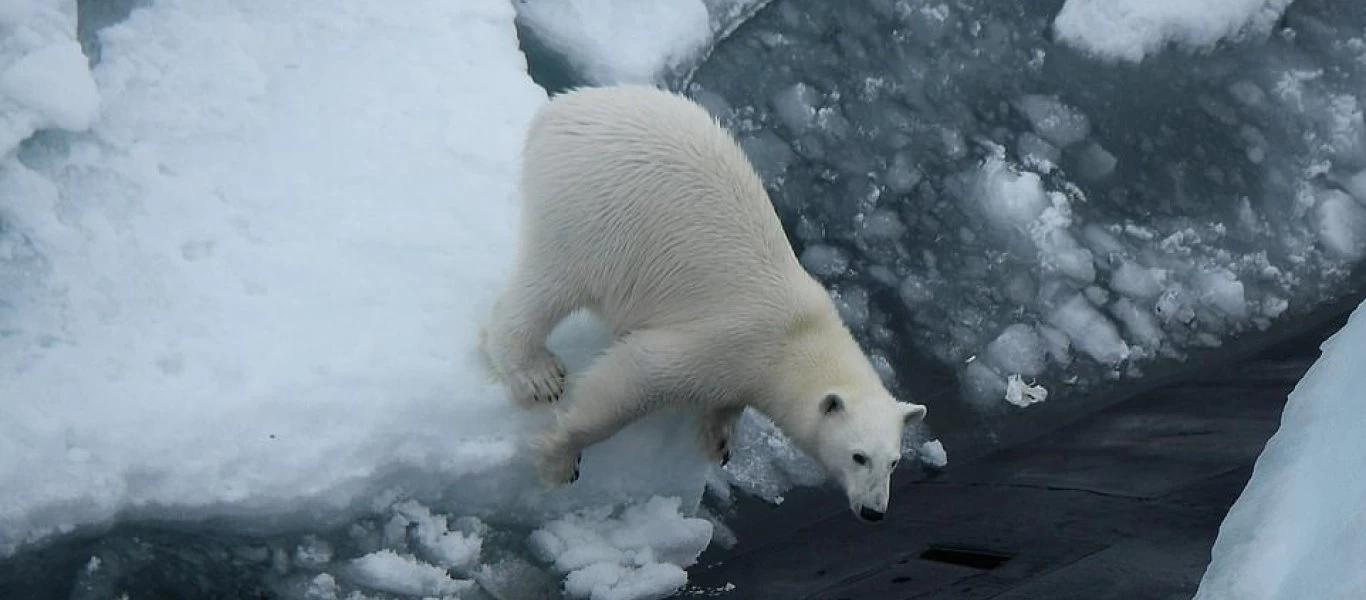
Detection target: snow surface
<box><xmin>1054</xmin><ymin>0</ymin><xmax>1295</xmax><ymax>63</ymax></box>
<box><xmin>1195</xmin><ymin>298</ymin><xmax>1366</xmax><ymax>600</ymax></box>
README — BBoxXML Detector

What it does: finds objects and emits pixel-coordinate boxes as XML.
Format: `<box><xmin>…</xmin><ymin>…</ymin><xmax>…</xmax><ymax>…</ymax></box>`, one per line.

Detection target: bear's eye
<box><xmin>890</xmin><ymin>459</ymin><xmax>900</xmax><ymax>470</ymax></box>
<box><xmin>853</xmin><ymin>453</ymin><xmax>868</xmax><ymax>466</ymax></box>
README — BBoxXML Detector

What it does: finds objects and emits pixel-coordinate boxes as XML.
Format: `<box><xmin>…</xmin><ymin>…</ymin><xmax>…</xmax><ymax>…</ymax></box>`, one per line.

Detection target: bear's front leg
<box><xmin>533</xmin><ymin>329</ymin><xmax>690</xmax><ymax>487</ymax></box>
<box><xmin>699</xmin><ymin>405</ymin><xmax>745</xmax><ymax>466</ymax></box>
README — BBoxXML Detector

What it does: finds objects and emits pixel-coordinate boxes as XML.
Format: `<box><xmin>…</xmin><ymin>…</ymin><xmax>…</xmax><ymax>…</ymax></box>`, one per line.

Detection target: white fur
<box><xmin>480</xmin><ymin>84</ymin><xmax>928</xmax><ymax>521</ymax></box>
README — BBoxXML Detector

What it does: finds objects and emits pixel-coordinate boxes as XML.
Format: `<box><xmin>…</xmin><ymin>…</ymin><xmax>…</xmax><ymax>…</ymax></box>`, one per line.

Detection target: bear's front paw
<box><xmin>537</xmin><ymin>447</ymin><xmax>582</xmax><ymax>487</ymax></box>
<box><xmin>507</xmin><ymin>353</ymin><xmax>567</xmax><ymax>406</ymax></box>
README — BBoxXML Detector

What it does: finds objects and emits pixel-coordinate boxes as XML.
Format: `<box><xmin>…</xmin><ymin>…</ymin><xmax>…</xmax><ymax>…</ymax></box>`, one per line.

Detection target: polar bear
<box><xmin>480</xmin><ymin>84</ymin><xmax>928</xmax><ymax>522</ymax></box>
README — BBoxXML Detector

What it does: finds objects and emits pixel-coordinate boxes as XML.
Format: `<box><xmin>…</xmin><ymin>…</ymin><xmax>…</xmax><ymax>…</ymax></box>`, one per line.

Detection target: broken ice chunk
<box><xmin>771</xmin><ymin>82</ymin><xmax>821</xmax><ymax>133</ymax></box>
<box><xmin>985</xmin><ymin>324</ymin><xmax>1047</xmax><ymax>377</ymax></box>
<box><xmin>1072</xmin><ymin>141</ymin><xmax>1117</xmax><ymax>181</ymax></box>
<box><xmin>800</xmin><ymin>244</ymin><xmax>851</xmax><ymax>277</ymax></box>
<box><xmin>1046</xmin><ymin>294</ymin><xmax>1130</xmax><ymax>365</ymax></box>
<box><xmin>1313</xmin><ymin>188</ymin><xmax>1366</xmax><ymax>261</ymax></box>
<box><xmin>918</xmin><ymin>440</ymin><xmax>948</xmax><ymax>468</ymax></box>
<box><xmin>1014</xmin><ymin>94</ymin><xmax>1092</xmax><ymax>148</ymax></box>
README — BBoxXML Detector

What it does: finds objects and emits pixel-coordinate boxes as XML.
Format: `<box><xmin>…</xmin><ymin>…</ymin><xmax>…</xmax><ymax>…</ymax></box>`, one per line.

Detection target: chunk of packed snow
<box><xmin>0</xmin><ymin>0</ymin><xmax>99</xmax><ymax>154</ymax></box>
<box><xmin>918</xmin><ymin>440</ymin><xmax>948</xmax><ymax>468</ymax></box>
<box><xmin>530</xmin><ymin>496</ymin><xmax>712</xmax><ymax>600</ymax></box>
<box><xmin>1313</xmin><ymin>188</ymin><xmax>1366</xmax><ymax>261</ymax></box>
<box><xmin>1072</xmin><ymin>141</ymin><xmax>1118</xmax><ymax>181</ymax></box>
<box><xmin>1111</xmin><ymin>297</ymin><xmax>1164</xmax><ymax>354</ymax></box>
<box><xmin>1004</xmin><ymin>374</ymin><xmax>1048</xmax><ymax>408</ymax></box>
<box><xmin>975</xmin><ymin>152</ymin><xmax>1050</xmax><ymax>232</ymax></box>
<box><xmin>1016</xmin><ymin>132</ymin><xmax>1061</xmax><ymax>172</ymax></box>
<box><xmin>884</xmin><ymin>149</ymin><xmax>924</xmax><ymax>193</ymax></box>
<box><xmin>1194</xmin><ymin>299</ymin><xmax>1366</xmax><ymax>600</ymax></box>
<box><xmin>515</xmin><ymin>0</ymin><xmax>712</xmax><ymax>85</ymax></box>
<box><xmin>1112</xmin><ymin>261</ymin><xmax>1167</xmax><ymax>299</ymax></box>
<box><xmin>390</xmin><ymin>500</ymin><xmax>483</xmax><ymax>569</ymax></box>
<box><xmin>985</xmin><ymin>324</ymin><xmax>1047</xmax><ymax>377</ymax></box>
<box><xmin>345</xmin><ymin>549</ymin><xmax>474</xmax><ymax>597</ymax></box>
<box><xmin>1194</xmin><ymin>267</ymin><xmax>1250</xmax><ymax>320</ymax></box>
<box><xmin>1054</xmin><ymin>0</ymin><xmax>1294</xmax><ymax>63</ymax></box>
<box><xmin>1046</xmin><ymin>294</ymin><xmax>1131</xmax><ymax>365</ymax></box>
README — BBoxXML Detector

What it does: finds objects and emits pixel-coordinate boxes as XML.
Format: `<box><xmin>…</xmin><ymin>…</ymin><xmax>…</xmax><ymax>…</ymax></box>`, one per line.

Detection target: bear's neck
<box><xmin>748</xmin><ymin>307</ymin><xmax>873</xmax><ymax>444</ymax></box>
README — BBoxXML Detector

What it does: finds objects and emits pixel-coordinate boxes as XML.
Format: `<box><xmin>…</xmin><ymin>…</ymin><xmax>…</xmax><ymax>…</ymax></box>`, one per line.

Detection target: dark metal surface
<box><xmin>679</xmin><ymin>297</ymin><xmax>1358</xmax><ymax>599</ymax></box>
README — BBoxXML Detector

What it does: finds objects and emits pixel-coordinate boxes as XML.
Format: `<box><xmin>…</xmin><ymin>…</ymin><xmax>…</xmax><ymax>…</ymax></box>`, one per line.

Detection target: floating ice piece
<box><xmin>1343</xmin><ymin>170</ymin><xmax>1366</xmax><ymax>204</ymax></box>
<box><xmin>975</xmin><ymin>152</ymin><xmax>1050</xmax><ymax>232</ymax></box>
<box><xmin>771</xmin><ymin>81</ymin><xmax>821</xmax><ymax>133</ymax></box>
<box><xmin>515</xmin><ymin>0</ymin><xmax>712</xmax><ymax>85</ymax></box>
<box><xmin>1054</xmin><ymin>0</ymin><xmax>1293</xmax><ymax>63</ymax></box>
<box><xmin>1004</xmin><ymin>374</ymin><xmax>1048</xmax><ymax>408</ymax></box>
<box><xmin>1013</xmin><ymin>94</ymin><xmax>1091</xmax><ymax>148</ymax></box>
<box><xmin>1194</xmin><ymin>299</ymin><xmax>1366</xmax><ymax>600</ymax></box>
<box><xmin>1046</xmin><ymin>294</ymin><xmax>1131</xmax><ymax>365</ymax></box>
<box><xmin>1072</xmin><ymin>141</ymin><xmax>1118</xmax><ymax>181</ymax></box>
<box><xmin>898</xmin><ymin>274</ymin><xmax>935</xmax><ymax>307</ymax></box>
<box><xmin>1112</xmin><ymin>261</ymin><xmax>1166</xmax><ymax>299</ymax></box>
<box><xmin>1313</xmin><ymin>188</ymin><xmax>1366</xmax><ymax>261</ymax></box>
<box><xmin>1194</xmin><ymin>267</ymin><xmax>1249</xmax><ymax>320</ymax></box>
<box><xmin>884</xmin><ymin>149</ymin><xmax>924</xmax><ymax>193</ymax></box>
<box><xmin>1016</xmin><ymin>132</ymin><xmax>1061</xmax><ymax>171</ymax></box>
<box><xmin>830</xmin><ymin>285</ymin><xmax>870</xmax><ymax>331</ymax></box>
<box><xmin>985</xmin><ymin>324</ymin><xmax>1047</xmax><ymax>378</ymax></box>
<box><xmin>800</xmin><ymin>243</ymin><xmax>851</xmax><ymax>277</ymax></box>
<box><xmin>1111</xmin><ymin>297</ymin><xmax>1164</xmax><ymax>354</ymax></box>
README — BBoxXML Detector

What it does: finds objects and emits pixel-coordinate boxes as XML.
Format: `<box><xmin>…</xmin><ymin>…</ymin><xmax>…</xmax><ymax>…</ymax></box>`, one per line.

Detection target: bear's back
<box><xmin>519</xmin><ymin>85</ymin><xmax>812</xmax><ymax>329</ymax></box>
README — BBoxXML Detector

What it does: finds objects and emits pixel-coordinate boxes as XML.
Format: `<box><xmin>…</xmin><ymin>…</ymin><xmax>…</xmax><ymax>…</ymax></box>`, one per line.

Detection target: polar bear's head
<box><xmin>810</xmin><ymin>390</ymin><xmax>927</xmax><ymax>523</ymax></box>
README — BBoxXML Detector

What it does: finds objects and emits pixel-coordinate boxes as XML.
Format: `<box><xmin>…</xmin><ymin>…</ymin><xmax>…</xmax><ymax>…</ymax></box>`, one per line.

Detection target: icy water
<box><xmin>3</xmin><ymin>0</ymin><xmax>1365</xmax><ymax>598</ymax></box>
<box><xmin>684</xmin><ymin>0</ymin><xmax>1366</xmax><ymax>416</ymax></box>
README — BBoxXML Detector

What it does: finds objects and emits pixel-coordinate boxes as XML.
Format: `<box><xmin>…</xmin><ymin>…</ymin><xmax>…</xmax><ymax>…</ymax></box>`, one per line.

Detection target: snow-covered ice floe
<box><xmin>1194</xmin><ymin>297</ymin><xmax>1366</xmax><ymax>600</ymax></box>
<box><xmin>1054</xmin><ymin>0</ymin><xmax>1295</xmax><ymax>63</ymax></box>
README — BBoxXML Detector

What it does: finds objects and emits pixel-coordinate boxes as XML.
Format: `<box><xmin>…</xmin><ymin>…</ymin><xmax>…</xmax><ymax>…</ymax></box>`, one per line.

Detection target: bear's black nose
<box><xmin>859</xmin><ymin>507</ymin><xmax>885</xmax><ymax>522</ymax></box>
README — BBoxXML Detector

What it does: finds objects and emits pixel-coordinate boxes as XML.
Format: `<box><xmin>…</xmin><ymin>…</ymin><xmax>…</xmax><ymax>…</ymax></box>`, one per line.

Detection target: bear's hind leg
<box><xmin>482</xmin><ymin>262</ymin><xmax>581</xmax><ymax>407</ymax></box>
<box><xmin>698</xmin><ymin>405</ymin><xmax>745</xmax><ymax>466</ymax></box>
<box><xmin>534</xmin><ymin>329</ymin><xmax>691</xmax><ymax>486</ymax></box>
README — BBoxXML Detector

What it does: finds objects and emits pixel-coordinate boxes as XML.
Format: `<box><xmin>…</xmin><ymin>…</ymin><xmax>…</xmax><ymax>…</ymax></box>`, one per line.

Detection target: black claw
<box><xmin>721</xmin><ymin>450</ymin><xmax>731</xmax><ymax>466</ymax></box>
<box><xmin>575</xmin><ymin>454</ymin><xmax>582</xmax><ymax>466</ymax></box>
<box><xmin>570</xmin><ymin>467</ymin><xmax>580</xmax><ymax>482</ymax></box>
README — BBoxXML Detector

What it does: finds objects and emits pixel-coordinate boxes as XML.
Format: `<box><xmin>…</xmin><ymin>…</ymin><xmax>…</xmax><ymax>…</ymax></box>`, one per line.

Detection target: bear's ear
<box><xmin>901</xmin><ymin>402</ymin><xmax>927</xmax><ymax>425</ymax></box>
<box><xmin>820</xmin><ymin>393</ymin><xmax>844</xmax><ymax>416</ymax></box>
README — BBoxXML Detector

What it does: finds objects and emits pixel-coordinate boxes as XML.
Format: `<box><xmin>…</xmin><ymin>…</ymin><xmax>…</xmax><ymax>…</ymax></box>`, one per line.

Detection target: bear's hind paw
<box><xmin>536</xmin><ymin>448</ymin><xmax>582</xmax><ymax>487</ymax></box>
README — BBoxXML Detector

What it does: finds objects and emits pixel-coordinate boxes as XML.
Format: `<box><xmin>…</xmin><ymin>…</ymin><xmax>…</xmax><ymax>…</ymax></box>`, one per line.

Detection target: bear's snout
<box><xmin>857</xmin><ymin>506</ymin><xmax>885</xmax><ymax>523</ymax></box>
